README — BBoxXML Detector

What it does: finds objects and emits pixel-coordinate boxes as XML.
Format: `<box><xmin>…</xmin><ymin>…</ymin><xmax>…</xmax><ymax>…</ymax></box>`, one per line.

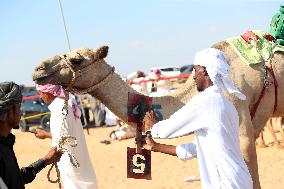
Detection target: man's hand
<box><xmin>43</xmin><ymin>148</ymin><xmax>62</xmax><ymax>166</ymax></box>
<box><xmin>35</xmin><ymin>129</ymin><xmax>52</xmax><ymax>139</ymax></box>
<box><xmin>143</xmin><ymin>111</ymin><xmax>157</xmax><ymax>132</ymax></box>
<box><xmin>142</xmin><ymin>136</ymin><xmax>156</xmax><ymax>151</ymax></box>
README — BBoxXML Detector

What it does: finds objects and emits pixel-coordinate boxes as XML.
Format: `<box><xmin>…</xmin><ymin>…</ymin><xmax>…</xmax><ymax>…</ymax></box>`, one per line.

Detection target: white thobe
<box><xmin>49</xmin><ymin>98</ymin><xmax>98</xmax><ymax>189</ymax></box>
<box><xmin>151</xmin><ymin>85</ymin><xmax>253</xmax><ymax>189</ymax></box>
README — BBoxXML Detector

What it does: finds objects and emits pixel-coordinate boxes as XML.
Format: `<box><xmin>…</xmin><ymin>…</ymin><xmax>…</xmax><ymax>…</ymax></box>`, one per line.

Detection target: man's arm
<box><xmin>20</xmin><ymin>159</ymin><xmax>45</xmax><ymax>184</ymax></box>
<box><xmin>35</xmin><ymin>129</ymin><xmax>52</xmax><ymax>139</ymax></box>
<box><xmin>143</xmin><ymin>136</ymin><xmax>197</xmax><ymax>160</ymax></box>
<box><xmin>20</xmin><ymin>148</ymin><xmax>61</xmax><ymax>184</ymax></box>
<box><xmin>143</xmin><ymin>98</ymin><xmax>206</xmax><ymax>139</ymax></box>
<box><xmin>143</xmin><ymin>136</ymin><xmax>177</xmax><ymax>156</ymax></box>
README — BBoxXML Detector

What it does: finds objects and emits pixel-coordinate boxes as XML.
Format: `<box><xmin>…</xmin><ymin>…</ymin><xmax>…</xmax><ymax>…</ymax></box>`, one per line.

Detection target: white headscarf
<box><xmin>193</xmin><ymin>48</ymin><xmax>246</xmax><ymax>100</ymax></box>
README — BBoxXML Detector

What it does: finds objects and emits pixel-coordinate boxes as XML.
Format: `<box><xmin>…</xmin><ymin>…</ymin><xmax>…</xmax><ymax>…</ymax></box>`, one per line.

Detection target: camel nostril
<box><xmin>36</xmin><ymin>66</ymin><xmax>45</xmax><ymax>71</ymax></box>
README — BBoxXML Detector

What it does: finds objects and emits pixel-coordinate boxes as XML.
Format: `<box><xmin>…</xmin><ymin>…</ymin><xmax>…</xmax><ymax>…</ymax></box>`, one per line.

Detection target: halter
<box><xmin>59</xmin><ymin>53</ymin><xmax>115</xmax><ymax>94</ymax></box>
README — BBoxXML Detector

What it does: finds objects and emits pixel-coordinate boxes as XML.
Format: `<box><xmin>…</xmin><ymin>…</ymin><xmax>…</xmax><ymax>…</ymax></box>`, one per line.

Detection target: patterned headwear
<box><xmin>193</xmin><ymin>48</ymin><xmax>246</xmax><ymax>100</ymax></box>
<box><xmin>0</xmin><ymin>82</ymin><xmax>22</xmax><ymax>120</ymax></box>
<box><xmin>35</xmin><ymin>84</ymin><xmax>65</xmax><ymax>98</ymax></box>
<box><xmin>36</xmin><ymin>84</ymin><xmax>81</xmax><ymax>119</ymax></box>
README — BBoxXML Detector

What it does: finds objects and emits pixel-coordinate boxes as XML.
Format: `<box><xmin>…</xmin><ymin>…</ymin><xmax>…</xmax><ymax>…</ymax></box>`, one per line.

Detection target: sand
<box><xmin>13</xmin><ymin>126</ymin><xmax>284</xmax><ymax>189</ymax></box>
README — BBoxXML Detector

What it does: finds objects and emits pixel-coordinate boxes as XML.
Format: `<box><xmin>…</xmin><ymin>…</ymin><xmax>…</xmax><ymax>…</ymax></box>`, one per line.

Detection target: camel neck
<box><xmin>87</xmin><ymin>72</ymin><xmax>196</xmax><ymax>124</ymax></box>
<box><xmin>88</xmin><ymin>72</ymin><xmax>135</xmax><ymax>122</ymax></box>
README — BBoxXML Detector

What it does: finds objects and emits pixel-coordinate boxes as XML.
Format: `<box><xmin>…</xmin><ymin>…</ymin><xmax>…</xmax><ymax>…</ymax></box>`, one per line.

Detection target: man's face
<box><xmin>193</xmin><ymin>65</ymin><xmax>207</xmax><ymax>92</ymax></box>
<box><xmin>8</xmin><ymin>103</ymin><xmax>21</xmax><ymax>129</ymax></box>
<box><xmin>38</xmin><ymin>91</ymin><xmax>53</xmax><ymax>104</ymax></box>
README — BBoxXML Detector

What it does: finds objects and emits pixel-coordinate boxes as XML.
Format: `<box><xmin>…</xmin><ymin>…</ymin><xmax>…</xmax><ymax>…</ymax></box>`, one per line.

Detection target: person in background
<box><xmin>93</xmin><ymin>101</ymin><xmax>106</xmax><ymax>127</ymax></box>
<box><xmin>109</xmin><ymin>118</ymin><xmax>136</xmax><ymax>141</ymax></box>
<box><xmin>81</xmin><ymin>95</ymin><xmax>91</xmax><ymax>126</ymax></box>
<box><xmin>127</xmin><ymin>70</ymin><xmax>148</xmax><ymax>95</ymax></box>
<box><xmin>143</xmin><ymin>48</ymin><xmax>253</xmax><ymax>189</ymax></box>
<box><xmin>0</xmin><ymin>81</ymin><xmax>61</xmax><ymax>189</ymax></box>
<box><xmin>34</xmin><ymin>84</ymin><xmax>98</xmax><ymax>189</ymax></box>
<box><xmin>147</xmin><ymin>69</ymin><xmax>172</xmax><ymax>97</ymax></box>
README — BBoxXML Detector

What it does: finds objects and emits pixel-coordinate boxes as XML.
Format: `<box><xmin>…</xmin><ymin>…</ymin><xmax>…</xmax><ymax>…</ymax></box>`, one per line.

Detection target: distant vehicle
<box><xmin>20</xmin><ymin>92</ymin><xmax>50</xmax><ymax>132</ymax></box>
<box><xmin>150</xmin><ymin>66</ymin><xmax>181</xmax><ymax>77</ymax></box>
<box><xmin>180</xmin><ymin>65</ymin><xmax>194</xmax><ymax>74</ymax></box>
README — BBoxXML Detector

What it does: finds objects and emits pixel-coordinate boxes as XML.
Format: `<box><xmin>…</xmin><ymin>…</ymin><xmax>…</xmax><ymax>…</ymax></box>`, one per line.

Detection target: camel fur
<box><xmin>32</xmin><ymin>42</ymin><xmax>284</xmax><ymax>189</ymax></box>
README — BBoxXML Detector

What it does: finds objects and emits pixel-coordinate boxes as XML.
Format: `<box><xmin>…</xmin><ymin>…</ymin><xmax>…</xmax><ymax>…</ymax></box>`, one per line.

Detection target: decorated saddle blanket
<box><xmin>226</xmin><ymin>30</ymin><xmax>284</xmax><ymax>65</ymax></box>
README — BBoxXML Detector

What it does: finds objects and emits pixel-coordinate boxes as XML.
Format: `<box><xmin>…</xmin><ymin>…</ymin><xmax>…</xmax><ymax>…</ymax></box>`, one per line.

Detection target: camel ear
<box><xmin>95</xmin><ymin>46</ymin><xmax>109</xmax><ymax>59</ymax></box>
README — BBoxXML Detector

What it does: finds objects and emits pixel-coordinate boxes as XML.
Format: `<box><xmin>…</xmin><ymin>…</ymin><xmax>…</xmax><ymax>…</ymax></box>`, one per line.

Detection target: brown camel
<box><xmin>32</xmin><ymin>43</ymin><xmax>284</xmax><ymax>189</ymax></box>
<box><xmin>257</xmin><ymin>117</ymin><xmax>284</xmax><ymax>149</ymax></box>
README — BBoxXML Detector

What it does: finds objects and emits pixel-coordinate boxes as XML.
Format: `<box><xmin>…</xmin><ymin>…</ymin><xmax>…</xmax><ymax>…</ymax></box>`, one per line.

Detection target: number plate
<box><xmin>127</xmin><ymin>147</ymin><xmax>151</xmax><ymax>179</ymax></box>
<box><xmin>127</xmin><ymin>93</ymin><xmax>152</xmax><ymax>123</ymax></box>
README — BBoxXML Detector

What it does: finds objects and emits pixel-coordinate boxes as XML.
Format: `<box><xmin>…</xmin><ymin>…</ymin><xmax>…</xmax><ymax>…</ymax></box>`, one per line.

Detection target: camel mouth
<box><xmin>32</xmin><ymin>73</ymin><xmax>55</xmax><ymax>85</ymax></box>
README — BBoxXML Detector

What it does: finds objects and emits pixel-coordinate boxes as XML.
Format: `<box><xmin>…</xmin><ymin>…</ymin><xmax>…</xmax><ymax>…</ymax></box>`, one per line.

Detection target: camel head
<box><xmin>32</xmin><ymin>46</ymin><xmax>112</xmax><ymax>92</ymax></box>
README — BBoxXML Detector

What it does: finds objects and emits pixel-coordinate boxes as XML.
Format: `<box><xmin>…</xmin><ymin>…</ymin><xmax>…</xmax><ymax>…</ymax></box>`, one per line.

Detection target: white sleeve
<box><xmin>176</xmin><ymin>141</ymin><xmax>197</xmax><ymax>161</ymax></box>
<box><xmin>151</xmin><ymin>95</ymin><xmax>209</xmax><ymax>138</ymax></box>
<box><xmin>0</xmin><ymin>177</ymin><xmax>8</xmax><ymax>189</ymax></box>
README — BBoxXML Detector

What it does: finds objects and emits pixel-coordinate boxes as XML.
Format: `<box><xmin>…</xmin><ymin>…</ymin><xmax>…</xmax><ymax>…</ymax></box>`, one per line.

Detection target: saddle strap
<box><xmin>250</xmin><ymin>62</ymin><xmax>278</xmax><ymax>119</ymax></box>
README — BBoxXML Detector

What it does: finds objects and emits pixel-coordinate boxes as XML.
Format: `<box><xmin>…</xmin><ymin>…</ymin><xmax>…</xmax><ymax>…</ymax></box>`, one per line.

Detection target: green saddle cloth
<box><xmin>226</xmin><ymin>30</ymin><xmax>284</xmax><ymax>65</ymax></box>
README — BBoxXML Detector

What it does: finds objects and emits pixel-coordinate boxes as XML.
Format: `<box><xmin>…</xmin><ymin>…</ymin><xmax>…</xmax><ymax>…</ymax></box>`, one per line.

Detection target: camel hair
<box><xmin>32</xmin><ymin>43</ymin><xmax>284</xmax><ymax>189</ymax></box>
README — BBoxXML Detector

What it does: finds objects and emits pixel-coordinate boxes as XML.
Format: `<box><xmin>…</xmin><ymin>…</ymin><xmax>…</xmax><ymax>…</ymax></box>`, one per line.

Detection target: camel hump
<box><xmin>95</xmin><ymin>45</ymin><xmax>109</xmax><ymax>59</ymax></box>
<box><xmin>211</xmin><ymin>41</ymin><xmax>229</xmax><ymax>51</ymax></box>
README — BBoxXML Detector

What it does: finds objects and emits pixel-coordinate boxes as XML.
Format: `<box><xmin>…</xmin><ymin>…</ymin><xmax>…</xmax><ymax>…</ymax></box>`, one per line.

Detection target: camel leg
<box><xmin>267</xmin><ymin>121</ymin><xmax>284</xmax><ymax>149</ymax></box>
<box><xmin>238</xmin><ymin>105</ymin><xmax>261</xmax><ymax>189</ymax></box>
<box><xmin>240</xmin><ymin>135</ymin><xmax>260</xmax><ymax>189</ymax></box>
<box><xmin>256</xmin><ymin>130</ymin><xmax>267</xmax><ymax>148</ymax></box>
<box><xmin>280</xmin><ymin>127</ymin><xmax>284</xmax><ymax>140</ymax></box>
<box><xmin>278</xmin><ymin>118</ymin><xmax>284</xmax><ymax>145</ymax></box>
<box><xmin>280</xmin><ymin>128</ymin><xmax>284</xmax><ymax>146</ymax></box>
<box><xmin>280</xmin><ymin>117</ymin><xmax>284</xmax><ymax>140</ymax></box>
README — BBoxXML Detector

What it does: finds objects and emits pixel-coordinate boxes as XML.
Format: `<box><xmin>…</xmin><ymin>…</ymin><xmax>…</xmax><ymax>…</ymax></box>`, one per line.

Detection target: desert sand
<box><xmin>13</xmin><ymin>126</ymin><xmax>284</xmax><ymax>189</ymax></box>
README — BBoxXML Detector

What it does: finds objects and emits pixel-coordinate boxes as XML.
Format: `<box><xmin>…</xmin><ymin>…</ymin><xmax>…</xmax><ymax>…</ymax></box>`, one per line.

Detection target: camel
<box><xmin>32</xmin><ymin>43</ymin><xmax>284</xmax><ymax>189</ymax></box>
<box><xmin>257</xmin><ymin>117</ymin><xmax>284</xmax><ymax>149</ymax></box>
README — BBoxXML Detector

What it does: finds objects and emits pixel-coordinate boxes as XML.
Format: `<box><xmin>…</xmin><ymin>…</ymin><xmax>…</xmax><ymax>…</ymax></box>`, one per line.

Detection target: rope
<box><xmin>67</xmin><ymin>66</ymin><xmax>115</xmax><ymax>95</ymax></box>
<box><xmin>20</xmin><ymin>112</ymin><xmax>50</xmax><ymax>121</ymax></box>
<box><xmin>57</xmin><ymin>0</ymin><xmax>71</xmax><ymax>51</ymax></box>
<box><xmin>47</xmin><ymin>92</ymin><xmax>80</xmax><ymax>188</ymax></box>
<box><xmin>48</xmin><ymin>2</ymin><xmax>81</xmax><ymax>187</ymax></box>
<box><xmin>47</xmin><ymin>161</ymin><xmax>61</xmax><ymax>187</ymax></box>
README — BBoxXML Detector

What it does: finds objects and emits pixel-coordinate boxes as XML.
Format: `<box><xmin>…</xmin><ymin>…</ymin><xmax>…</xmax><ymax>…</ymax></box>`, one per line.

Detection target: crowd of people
<box><xmin>126</xmin><ymin>68</ymin><xmax>174</xmax><ymax>97</ymax></box>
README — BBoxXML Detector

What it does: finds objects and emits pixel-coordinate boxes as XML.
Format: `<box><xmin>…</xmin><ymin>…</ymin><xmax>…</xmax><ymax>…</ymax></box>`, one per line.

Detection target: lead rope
<box><xmin>47</xmin><ymin>92</ymin><xmax>80</xmax><ymax>188</ymax></box>
<box><xmin>249</xmin><ymin>34</ymin><xmax>278</xmax><ymax>119</ymax></box>
<box><xmin>48</xmin><ymin>2</ymin><xmax>80</xmax><ymax>187</ymax></box>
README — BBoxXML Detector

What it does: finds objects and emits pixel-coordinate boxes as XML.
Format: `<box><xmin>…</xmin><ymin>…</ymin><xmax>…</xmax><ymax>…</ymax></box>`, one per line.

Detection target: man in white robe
<box><xmin>35</xmin><ymin>84</ymin><xmax>98</xmax><ymax>189</ymax></box>
<box><xmin>143</xmin><ymin>48</ymin><xmax>253</xmax><ymax>189</ymax></box>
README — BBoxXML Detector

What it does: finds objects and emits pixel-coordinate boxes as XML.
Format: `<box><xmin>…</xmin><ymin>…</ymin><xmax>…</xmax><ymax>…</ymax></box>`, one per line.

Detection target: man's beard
<box><xmin>13</xmin><ymin>120</ymin><xmax>20</xmax><ymax>129</ymax></box>
<box><xmin>13</xmin><ymin>124</ymin><xmax>19</xmax><ymax>129</ymax></box>
<box><xmin>196</xmin><ymin>85</ymin><xmax>203</xmax><ymax>92</ymax></box>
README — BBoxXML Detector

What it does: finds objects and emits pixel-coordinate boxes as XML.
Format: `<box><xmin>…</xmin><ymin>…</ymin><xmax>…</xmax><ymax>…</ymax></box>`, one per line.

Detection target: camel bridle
<box><xmin>59</xmin><ymin>53</ymin><xmax>115</xmax><ymax>94</ymax></box>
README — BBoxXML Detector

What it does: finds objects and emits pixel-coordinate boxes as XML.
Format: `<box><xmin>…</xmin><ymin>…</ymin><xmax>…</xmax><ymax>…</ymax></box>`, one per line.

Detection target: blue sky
<box><xmin>0</xmin><ymin>0</ymin><xmax>282</xmax><ymax>86</ymax></box>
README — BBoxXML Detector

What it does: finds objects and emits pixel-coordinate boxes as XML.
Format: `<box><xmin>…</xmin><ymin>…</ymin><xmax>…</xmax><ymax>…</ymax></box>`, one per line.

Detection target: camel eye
<box><xmin>70</xmin><ymin>58</ymin><xmax>83</xmax><ymax>65</ymax></box>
